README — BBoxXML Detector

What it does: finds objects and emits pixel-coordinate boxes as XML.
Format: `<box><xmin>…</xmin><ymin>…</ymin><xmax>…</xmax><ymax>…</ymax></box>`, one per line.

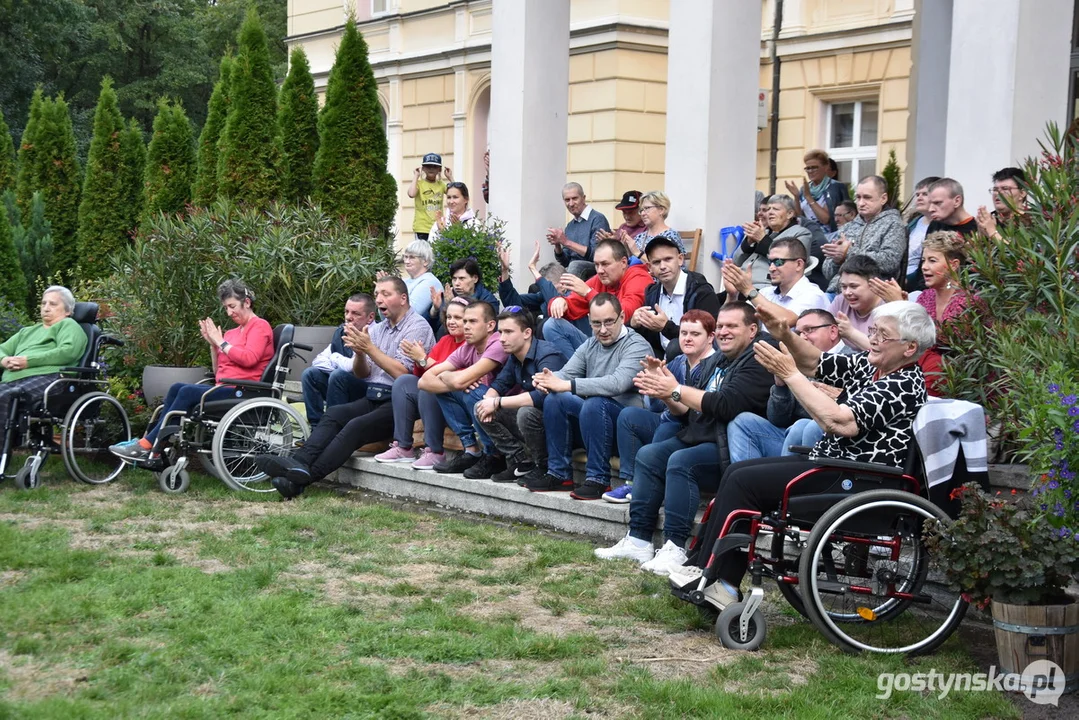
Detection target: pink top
<box><xmin>445</xmin><ymin>333</ymin><xmax>508</xmax><ymax>387</ymax></box>
<box><xmin>916</xmin><ymin>288</ymin><xmax>969</xmax><ymax>328</ymax></box>
<box><xmin>214</xmin><ymin>316</ymin><xmax>275</xmax><ymax>382</ymax></box>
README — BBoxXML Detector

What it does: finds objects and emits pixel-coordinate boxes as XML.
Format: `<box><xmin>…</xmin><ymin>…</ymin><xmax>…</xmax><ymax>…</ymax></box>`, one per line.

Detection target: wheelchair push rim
<box><xmin>61</xmin><ymin>391</ymin><xmax>132</xmax><ymax>485</ymax></box>
<box><xmin>210</xmin><ymin>398</ymin><xmax>309</xmax><ymax>493</ymax></box>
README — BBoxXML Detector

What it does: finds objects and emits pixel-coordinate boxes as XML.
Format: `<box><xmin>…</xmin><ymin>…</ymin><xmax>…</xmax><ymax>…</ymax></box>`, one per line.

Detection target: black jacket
<box><xmin>675</xmin><ymin>334</ymin><xmax>776</xmax><ymax>473</ymax></box>
<box><xmin>639</xmin><ymin>270</ymin><xmax>723</xmax><ymax>360</ymax></box>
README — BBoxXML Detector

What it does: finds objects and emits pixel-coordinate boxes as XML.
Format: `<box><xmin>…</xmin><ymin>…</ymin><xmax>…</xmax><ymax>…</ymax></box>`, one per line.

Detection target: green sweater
<box><xmin>0</xmin><ymin>318</ymin><xmax>88</xmax><ymax>382</ymax></box>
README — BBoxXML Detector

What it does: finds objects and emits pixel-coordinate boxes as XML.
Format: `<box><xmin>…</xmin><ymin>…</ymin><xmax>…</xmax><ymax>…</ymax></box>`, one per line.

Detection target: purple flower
<box><xmin>1050</xmin><ymin>480</ymin><xmax>1061</xmax><ymax>489</ymax></box>
<box><xmin>1064</xmin><ymin>394</ymin><xmax>1078</xmax><ymax>406</ymax></box>
<box><xmin>1049</xmin><ymin>383</ymin><xmax>1062</xmax><ymax>393</ymax></box>
<box><xmin>1062</xmin><ymin>527</ymin><xmax>1073</xmax><ymax>539</ymax></box>
<box><xmin>1074</xmin><ymin>419</ymin><xmax>1079</xmax><ymax>433</ymax></box>
<box><xmin>1064</xmin><ymin>470</ymin><xmax>1077</xmax><ymax>481</ymax></box>
<box><xmin>1066</xmin><ymin>489</ymin><xmax>1073</xmax><ymax>499</ymax></box>
<box><xmin>1056</xmin><ymin>503</ymin><xmax>1067</xmax><ymax>517</ymax></box>
<box><xmin>1042</xmin><ymin>503</ymin><xmax>1050</xmax><ymax>511</ymax></box>
<box><xmin>1070</xmin><ymin>406</ymin><xmax>1079</xmax><ymax>417</ymax></box>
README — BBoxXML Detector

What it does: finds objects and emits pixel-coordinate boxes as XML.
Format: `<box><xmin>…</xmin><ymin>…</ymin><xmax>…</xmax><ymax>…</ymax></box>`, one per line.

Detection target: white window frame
<box><xmin>825</xmin><ymin>99</ymin><xmax>879</xmax><ymax>184</ymax></box>
<box><xmin>371</xmin><ymin>0</ymin><xmax>390</xmax><ymax>16</ymax></box>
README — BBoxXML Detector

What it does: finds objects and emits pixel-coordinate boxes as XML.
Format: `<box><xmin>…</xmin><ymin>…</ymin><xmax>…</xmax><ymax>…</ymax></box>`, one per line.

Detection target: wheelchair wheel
<box><xmin>14</xmin><ymin>453</ymin><xmax>44</xmax><ymax>490</ymax></box>
<box><xmin>157</xmin><ymin>464</ymin><xmax>190</xmax><ymax>494</ymax></box>
<box><xmin>193</xmin><ymin>423</ymin><xmax>221</xmax><ymax>480</ymax></box>
<box><xmin>716</xmin><ymin>601</ymin><xmax>767</xmax><ymax>651</ymax></box>
<box><xmin>798</xmin><ymin>490</ymin><xmax>967</xmax><ymax>655</ymax></box>
<box><xmin>61</xmin><ymin>392</ymin><xmax>131</xmax><ymax>485</ymax></box>
<box><xmin>211</xmin><ymin>398</ymin><xmax>309</xmax><ymax>493</ymax></box>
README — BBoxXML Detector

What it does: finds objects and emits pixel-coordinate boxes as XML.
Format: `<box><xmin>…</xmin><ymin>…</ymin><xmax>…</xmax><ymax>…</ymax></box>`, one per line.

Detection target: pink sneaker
<box><xmin>411</xmin><ymin>447</ymin><xmax>445</xmax><ymax>471</ymax></box>
<box><xmin>374</xmin><ymin>442</ymin><xmax>416</xmax><ymax>463</ymax></box>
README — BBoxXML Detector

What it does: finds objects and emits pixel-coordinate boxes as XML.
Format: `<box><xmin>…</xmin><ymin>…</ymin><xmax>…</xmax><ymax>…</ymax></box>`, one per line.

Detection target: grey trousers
<box><xmin>476</xmin><ymin>405</ymin><xmax>546</xmax><ymax>467</ymax></box>
<box><xmin>391</xmin><ymin>373</ymin><xmax>447</xmax><ymax>452</ymax></box>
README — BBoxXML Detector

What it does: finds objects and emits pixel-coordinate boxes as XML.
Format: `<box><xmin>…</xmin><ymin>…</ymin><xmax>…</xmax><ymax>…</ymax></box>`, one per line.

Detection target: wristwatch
<box><xmin>418</xmin><ymin>357</ymin><xmax>428</xmax><ymax>368</ymax></box>
<box><xmin>746</xmin><ymin>289</ymin><xmax>760</xmax><ymax>302</ymax></box>
<box><xmin>670</xmin><ymin>385</ymin><xmax>682</xmax><ymax>403</ymax></box>
<box><xmin>219</xmin><ymin>340</ymin><xmax>230</xmax><ymax>352</ymax></box>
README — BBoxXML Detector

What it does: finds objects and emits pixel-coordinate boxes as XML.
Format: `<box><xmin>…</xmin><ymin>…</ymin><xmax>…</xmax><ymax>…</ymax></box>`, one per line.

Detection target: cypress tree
<box><xmin>279</xmin><ymin>47</ymin><xmax>319</xmax><ymax>204</ymax></box>
<box><xmin>5</xmin><ymin>190</ymin><xmax>54</xmax><ymax>315</ymax></box>
<box><xmin>0</xmin><ymin>201</ymin><xmax>27</xmax><ymax>310</ymax></box>
<box><xmin>32</xmin><ymin>96</ymin><xmax>81</xmax><ymax>279</ymax></box>
<box><xmin>192</xmin><ymin>54</ymin><xmax>233</xmax><ymax>206</ymax></box>
<box><xmin>217</xmin><ymin>7</ymin><xmax>281</xmax><ymax>206</ymax></box>
<box><xmin>121</xmin><ymin>118</ymin><xmax>146</xmax><ymax>228</ymax></box>
<box><xmin>76</xmin><ymin>78</ymin><xmax>129</xmax><ymax>279</ymax></box>
<box><xmin>15</xmin><ymin>88</ymin><xmax>44</xmax><ymax>216</ymax></box>
<box><xmin>0</xmin><ymin>108</ymin><xmax>15</xmax><ymax>194</ymax></box>
<box><xmin>143</xmin><ymin>99</ymin><xmax>196</xmax><ymax>220</ymax></box>
<box><xmin>313</xmin><ymin>19</ymin><xmax>397</xmax><ymax>234</ymax></box>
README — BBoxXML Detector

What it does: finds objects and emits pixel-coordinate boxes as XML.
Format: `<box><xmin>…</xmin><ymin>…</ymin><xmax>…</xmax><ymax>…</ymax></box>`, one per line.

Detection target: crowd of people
<box><xmin>94</xmin><ymin>147</ymin><xmax>1020</xmax><ymax>614</ymax></box>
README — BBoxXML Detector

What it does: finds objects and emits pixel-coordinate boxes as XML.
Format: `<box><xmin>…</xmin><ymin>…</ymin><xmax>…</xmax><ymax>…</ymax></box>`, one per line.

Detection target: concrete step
<box><xmin>335</xmin><ymin>454</ymin><xmax>640</xmax><ymax>542</ymax></box>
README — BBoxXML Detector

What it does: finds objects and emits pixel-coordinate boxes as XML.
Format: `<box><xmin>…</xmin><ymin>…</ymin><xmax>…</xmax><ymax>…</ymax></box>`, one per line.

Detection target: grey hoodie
<box><xmin>555</xmin><ymin>326</ymin><xmax>653</xmax><ymax>408</ymax></box>
<box><xmin>734</xmin><ymin>222</ymin><xmax>813</xmax><ymax>289</ymax></box>
<box><xmin>823</xmin><ymin>207</ymin><xmax>906</xmax><ymax>291</ymax></box>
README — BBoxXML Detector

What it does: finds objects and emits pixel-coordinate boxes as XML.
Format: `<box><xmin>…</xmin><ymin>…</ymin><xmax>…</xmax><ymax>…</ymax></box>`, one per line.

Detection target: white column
<box><xmin>490</xmin><ymin>0</ymin><xmax>570</xmax><ymax>289</ymax></box>
<box><xmin>452</xmin><ymin>68</ymin><xmax>469</xmax><ymax>195</ymax></box>
<box><xmin>778</xmin><ymin>0</ymin><xmax>806</xmax><ymax>38</ymax></box>
<box><xmin>905</xmin><ymin>0</ymin><xmax>952</xmax><ymax>192</ymax></box>
<box><xmin>386</xmin><ymin>77</ymin><xmax>404</xmax><ymax>237</ymax></box>
<box><xmin>664</xmin><ymin>0</ymin><xmax>762</xmax><ymax>290</ymax></box>
<box><xmin>942</xmin><ymin>0</ymin><xmax>1072</xmax><ymax>204</ymax></box>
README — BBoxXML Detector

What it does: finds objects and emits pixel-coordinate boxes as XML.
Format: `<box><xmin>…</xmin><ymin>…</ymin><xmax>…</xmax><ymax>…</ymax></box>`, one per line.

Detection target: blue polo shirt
<box><xmin>490</xmin><ymin>338</ymin><xmax>567</xmax><ymax>409</ymax></box>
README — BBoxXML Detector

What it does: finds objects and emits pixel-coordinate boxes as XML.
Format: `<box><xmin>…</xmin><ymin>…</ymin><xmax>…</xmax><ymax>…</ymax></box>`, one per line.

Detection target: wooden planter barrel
<box><xmin>992</xmin><ymin>599</ymin><xmax>1079</xmax><ymax>693</ymax></box>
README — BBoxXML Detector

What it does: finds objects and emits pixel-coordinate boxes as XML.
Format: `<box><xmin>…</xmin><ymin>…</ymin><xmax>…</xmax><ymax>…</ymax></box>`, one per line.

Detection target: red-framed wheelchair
<box><xmin>671</xmin><ymin>445</ymin><xmax>969</xmax><ymax>655</ymax></box>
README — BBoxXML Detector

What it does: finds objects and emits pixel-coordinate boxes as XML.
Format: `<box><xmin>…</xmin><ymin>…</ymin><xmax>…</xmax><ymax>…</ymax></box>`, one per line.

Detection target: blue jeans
<box><xmin>434</xmin><ymin>385</ymin><xmax>493</xmax><ymax>453</ymax></box>
<box><xmin>544</xmin><ymin>393</ymin><xmax>625</xmax><ymax>484</ymax></box>
<box><xmin>782</xmin><ymin>418</ymin><xmax>824</xmax><ymax>454</ymax></box>
<box><xmin>542</xmin><ymin>318</ymin><xmax>590</xmax><ymax>362</ymax></box>
<box><xmin>629</xmin><ymin>437</ymin><xmax>721</xmax><ymax>547</ymax></box>
<box><xmin>393</xmin><ymin>374</ymin><xmax>446</xmax><ymax>452</ymax></box>
<box><xmin>616</xmin><ymin>407</ymin><xmax>680</xmax><ymax>482</ymax></box>
<box><xmin>301</xmin><ymin>367</ymin><xmax>366</xmax><ymax>425</ymax></box>
<box><xmin>727</xmin><ymin>412</ymin><xmax>788</xmax><ymax>464</ymax></box>
<box><xmin>146</xmin><ymin>382</ymin><xmax>246</xmax><ymax>444</ymax></box>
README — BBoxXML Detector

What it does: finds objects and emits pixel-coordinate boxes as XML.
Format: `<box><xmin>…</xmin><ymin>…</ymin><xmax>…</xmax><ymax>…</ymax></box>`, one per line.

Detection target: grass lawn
<box><xmin>0</xmin><ymin>458</ymin><xmax>1020</xmax><ymax>719</ymax></box>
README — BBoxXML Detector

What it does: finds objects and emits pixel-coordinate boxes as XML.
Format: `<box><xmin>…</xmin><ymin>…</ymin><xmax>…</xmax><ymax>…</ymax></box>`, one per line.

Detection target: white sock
<box><xmin>626</xmin><ymin>535</ymin><xmax>651</xmax><ymax>549</ymax></box>
<box><xmin>719</xmin><ymin>579</ymin><xmax>738</xmax><ymax>595</ymax></box>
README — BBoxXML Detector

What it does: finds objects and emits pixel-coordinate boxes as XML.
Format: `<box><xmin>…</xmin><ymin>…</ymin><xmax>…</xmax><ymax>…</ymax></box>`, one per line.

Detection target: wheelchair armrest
<box><xmin>787</xmin><ymin>445</ymin><xmax>812</xmax><ymax>455</ymax></box>
<box><xmin>293</xmin><ymin>343</ymin><xmax>313</xmax><ymax>352</ymax></box>
<box><xmin>216</xmin><ymin>379</ymin><xmax>275</xmax><ymax>392</ymax></box>
<box><xmin>59</xmin><ymin>366</ymin><xmax>101</xmax><ymax>376</ymax></box>
<box><xmin>810</xmin><ymin>455</ymin><xmax>906</xmax><ymax>477</ymax></box>
<box><xmin>100</xmin><ymin>335</ymin><xmax>125</xmax><ymax>347</ymax></box>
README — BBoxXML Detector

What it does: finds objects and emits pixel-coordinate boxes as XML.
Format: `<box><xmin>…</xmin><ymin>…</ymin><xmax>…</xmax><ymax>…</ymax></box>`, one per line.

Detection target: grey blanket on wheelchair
<box><xmin>913</xmin><ymin>399</ymin><xmax>988</xmax><ymax>488</ymax></box>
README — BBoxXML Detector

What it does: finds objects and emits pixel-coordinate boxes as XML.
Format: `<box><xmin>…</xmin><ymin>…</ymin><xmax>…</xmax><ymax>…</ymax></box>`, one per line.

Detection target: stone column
<box><xmin>905</xmin><ymin>0</ymin><xmax>953</xmax><ymax>193</ymax></box>
<box><xmin>452</xmin><ymin>68</ymin><xmax>469</xmax><ymax>191</ymax></box>
<box><xmin>663</xmin><ymin>0</ymin><xmax>763</xmax><ymax>289</ymax></box>
<box><xmin>386</xmin><ymin>77</ymin><xmax>404</xmax><ymax>236</ymax></box>
<box><xmin>489</xmin><ymin>0</ymin><xmax>571</xmax><ymax>289</ymax></box>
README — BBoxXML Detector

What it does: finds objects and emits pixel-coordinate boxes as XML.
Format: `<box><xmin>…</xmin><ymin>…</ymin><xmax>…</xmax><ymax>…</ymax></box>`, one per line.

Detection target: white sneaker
<box><xmin>701</xmin><ymin>581</ymin><xmax>739</xmax><ymax>611</ymax></box>
<box><xmin>640</xmin><ymin>540</ymin><xmax>689</xmax><ymax>577</ymax></box>
<box><xmin>594</xmin><ymin>534</ymin><xmax>654</xmax><ymax>563</ymax></box>
<box><xmin>667</xmin><ymin>564</ymin><xmax>704</xmax><ymax>589</ymax></box>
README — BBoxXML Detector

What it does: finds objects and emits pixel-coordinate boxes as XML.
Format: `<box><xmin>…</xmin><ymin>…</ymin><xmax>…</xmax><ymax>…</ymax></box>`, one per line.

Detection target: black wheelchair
<box><xmin>0</xmin><ymin>302</ymin><xmax>132</xmax><ymax>490</ymax></box>
<box><xmin>145</xmin><ymin>324</ymin><xmax>312</xmax><ymax>494</ymax></box>
<box><xmin>672</xmin><ymin>442</ymin><xmax>969</xmax><ymax>656</ymax></box>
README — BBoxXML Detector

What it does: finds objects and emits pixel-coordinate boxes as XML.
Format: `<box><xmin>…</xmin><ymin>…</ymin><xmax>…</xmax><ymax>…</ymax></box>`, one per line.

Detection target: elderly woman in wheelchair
<box><xmin>110</xmin><ymin>279</ymin><xmax>274</xmax><ymax>466</ymax></box>
<box><xmin>666</xmin><ymin>301</ymin><xmax>967</xmax><ymax>653</ymax></box>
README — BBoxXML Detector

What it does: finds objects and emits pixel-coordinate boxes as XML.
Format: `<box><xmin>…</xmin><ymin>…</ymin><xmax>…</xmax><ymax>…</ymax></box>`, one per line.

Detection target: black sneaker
<box><xmin>516</xmin><ymin>466</ymin><xmax>546</xmax><ymax>487</ymax></box>
<box><xmin>525</xmin><ymin>472</ymin><xmax>574</xmax><ymax>492</ymax></box>
<box><xmin>463</xmin><ymin>454</ymin><xmax>506</xmax><ymax>480</ymax></box>
<box><xmin>513</xmin><ymin>461</ymin><xmax>536</xmax><ymax>477</ymax></box>
<box><xmin>272</xmin><ymin>476</ymin><xmax>305</xmax><ymax>500</ymax></box>
<box><xmin>492</xmin><ymin>462</ymin><xmax>527</xmax><ymax>483</ymax></box>
<box><xmin>433</xmin><ymin>451</ymin><xmax>482</xmax><ymax>474</ymax></box>
<box><xmin>570</xmin><ymin>482</ymin><xmax>608</xmax><ymax>501</ymax></box>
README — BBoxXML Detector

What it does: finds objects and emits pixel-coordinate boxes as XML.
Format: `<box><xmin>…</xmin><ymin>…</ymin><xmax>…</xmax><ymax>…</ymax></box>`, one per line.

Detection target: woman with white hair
<box><xmin>396</xmin><ymin>239</ymin><xmax>442</xmax><ymax>320</ymax></box>
<box><xmin>668</xmin><ymin>300</ymin><xmax>935</xmax><ymax>611</ymax></box>
<box><xmin>735</xmin><ymin>194</ymin><xmax>814</xmax><ymax>291</ymax></box>
<box><xmin>0</xmin><ymin>286</ymin><xmax>88</xmax><ymax>433</ymax></box>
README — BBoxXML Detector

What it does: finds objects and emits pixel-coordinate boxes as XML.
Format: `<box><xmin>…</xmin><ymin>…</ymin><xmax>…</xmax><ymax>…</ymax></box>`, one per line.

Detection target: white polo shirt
<box><xmin>770</xmin><ymin>275</ymin><xmax>829</xmax><ymax>316</ymax></box>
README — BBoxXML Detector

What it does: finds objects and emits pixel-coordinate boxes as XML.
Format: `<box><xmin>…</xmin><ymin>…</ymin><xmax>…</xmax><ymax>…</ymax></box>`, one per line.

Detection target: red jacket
<box><xmin>551</xmin><ymin>263</ymin><xmax>655</xmax><ymax>322</ymax></box>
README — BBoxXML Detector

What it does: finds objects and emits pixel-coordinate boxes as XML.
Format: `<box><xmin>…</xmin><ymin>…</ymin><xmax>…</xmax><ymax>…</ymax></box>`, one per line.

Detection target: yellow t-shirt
<box><xmin>414</xmin><ymin>178</ymin><xmax>447</xmax><ymax>233</ymax></box>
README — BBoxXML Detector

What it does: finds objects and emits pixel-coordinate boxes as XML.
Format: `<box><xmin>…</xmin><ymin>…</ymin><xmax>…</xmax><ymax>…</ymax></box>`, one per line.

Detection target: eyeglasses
<box><xmin>768</xmin><ymin>257</ymin><xmax>798</xmax><ymax>267</ymax></box>
<box><xmin>804</xmin><ymin>165</ymin><xmax>822</xmax><ymax>172</ymax></box>
<box><xmin>639</xmin><ymin>205</ymin><xmax>658</xmax><ymax>213</ymax></box>
<box><xmin>989</xmin><ymin>185</ymin><xmax>1020</xmax><ymax>195</ymax></box>
<box><xmin>447</xmin><ymin>182</ymin><xmax>467</xmax><ymax>190</ymax></box>
<box><xmin>866</xmin><ymin>326</ymin><xmax>902</xmax><ymax>343</ymax></box>
<box><xmin>796</xmin><ymin>323</ymin><xmax>836</xmax><ymax>337</ymax></box>
<box><xmin>589</xmin><ymin>318</ymin><xmax>621</xmax><ymax>330</ymax></box>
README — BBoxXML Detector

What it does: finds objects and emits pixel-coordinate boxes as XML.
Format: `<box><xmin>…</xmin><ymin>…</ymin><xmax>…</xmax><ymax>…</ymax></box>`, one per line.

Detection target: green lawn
<box><xmin>0</xmin><ymin>458</ymin><xmax>1019</xmax><ymax>719</ymax></box>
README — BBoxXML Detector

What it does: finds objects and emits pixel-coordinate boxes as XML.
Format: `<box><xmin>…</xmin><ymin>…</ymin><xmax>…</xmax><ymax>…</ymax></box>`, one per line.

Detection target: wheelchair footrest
<box><xmin>713</xmin><ymin>533</ymin><xmax>754</xmax><ymax>557</ymax></box>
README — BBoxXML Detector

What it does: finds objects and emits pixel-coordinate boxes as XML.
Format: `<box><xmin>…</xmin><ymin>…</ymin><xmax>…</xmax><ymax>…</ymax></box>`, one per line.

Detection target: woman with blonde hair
<box><xmin>630</xmin><ymin>191</ymin><xmax>685</xmax><ymax>260</ymax></box>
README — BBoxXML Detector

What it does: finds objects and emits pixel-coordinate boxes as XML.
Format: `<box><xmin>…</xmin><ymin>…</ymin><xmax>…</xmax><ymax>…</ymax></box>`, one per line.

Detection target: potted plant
<box><xmin>924</xmin><ymin>482</ymin><xmax>1079</xmax><ymax>688</ymax></box>
<box><xmin>429</xmin><ymin>214</ymin><xmax>507</xmax><ymax>297</ymax></box>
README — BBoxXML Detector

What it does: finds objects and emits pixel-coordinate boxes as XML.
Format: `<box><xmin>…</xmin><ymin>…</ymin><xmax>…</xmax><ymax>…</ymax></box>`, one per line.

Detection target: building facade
<box><xmin>287</xmin><ymin>0</ymin><xmax>1073</xmax><ymax>290</ymax></box>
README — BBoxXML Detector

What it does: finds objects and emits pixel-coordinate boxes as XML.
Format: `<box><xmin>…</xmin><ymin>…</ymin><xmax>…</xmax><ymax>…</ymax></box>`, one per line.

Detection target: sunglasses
<box><xmin>768</xmin><ymin>257</ymin><xmax>799</xmax><ymax>267</ymax></box>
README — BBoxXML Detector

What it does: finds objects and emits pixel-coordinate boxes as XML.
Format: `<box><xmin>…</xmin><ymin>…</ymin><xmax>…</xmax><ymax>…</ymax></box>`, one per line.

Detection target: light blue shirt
<box><xmin>405</xmin><ymin>272</ymin><xmax>442</xmax><ymax>320</ymax></box>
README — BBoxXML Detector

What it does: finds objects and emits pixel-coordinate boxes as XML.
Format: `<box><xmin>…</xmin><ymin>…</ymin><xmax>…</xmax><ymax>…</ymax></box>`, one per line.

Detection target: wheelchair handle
<box><xmin>100</xmin><ymin>335</ymin><xmax>125</xmax><ymax>348</ymax></box>
<box><xmin>293</xmin><ymin>343</ymin><xmax>313</xmax><ymax>352</ymax></box>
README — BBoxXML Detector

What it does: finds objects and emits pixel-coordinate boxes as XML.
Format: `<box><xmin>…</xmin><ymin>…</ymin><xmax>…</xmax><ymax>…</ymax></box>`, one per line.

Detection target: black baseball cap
<box><xmin>615</xmin><ymin>191</ymin><xmax>641</xmax><ymax>210</ymax></box>
<box><xmin>644</xmin><ymin>232</ymin><xmax>687</xmax><ymax>257</ymax></box>
<box><xmin>421</xmin><ymin>152</ymin><xmax>442</xmax><ymax>167</ymax></box>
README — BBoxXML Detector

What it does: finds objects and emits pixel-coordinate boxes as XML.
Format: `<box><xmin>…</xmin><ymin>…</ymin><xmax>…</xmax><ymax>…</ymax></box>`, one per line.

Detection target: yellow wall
<box><xmin>397</xmin><ymin>74</ymin><xmax>456</xmax><ymax>239</ymax></box>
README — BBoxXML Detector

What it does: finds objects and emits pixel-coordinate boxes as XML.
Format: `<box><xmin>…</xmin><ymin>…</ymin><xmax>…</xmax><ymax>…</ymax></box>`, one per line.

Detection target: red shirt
<box><xmin>413</xmin><ymin>334</ymin><xmax>465</xmax><ymax>376</ymax></box>
<box><xmin>214</xmin><ymin>316</ymin><xmax>274</xmax><ymax>382</ymax></box>
<box><xmin>553</xmin><ymin>263</ymin><xmax>654</xmax><ymax>322</ymax></box>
